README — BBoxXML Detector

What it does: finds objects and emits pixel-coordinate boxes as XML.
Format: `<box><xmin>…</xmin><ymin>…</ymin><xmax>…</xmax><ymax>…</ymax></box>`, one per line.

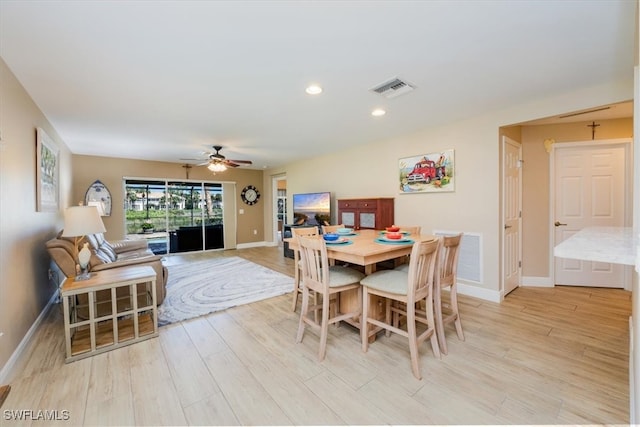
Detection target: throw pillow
<box><xmin>86</xmin><ymin>233</ymin><xmax>117</xmax><ymax>263</ymax></box>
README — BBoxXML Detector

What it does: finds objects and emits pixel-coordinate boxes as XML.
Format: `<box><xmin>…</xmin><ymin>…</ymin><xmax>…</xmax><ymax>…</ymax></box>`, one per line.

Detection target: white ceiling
<box><xmin>0</xmin><ymin>1</ymin><xmax>636</xmax><ymax>169</ymax></box>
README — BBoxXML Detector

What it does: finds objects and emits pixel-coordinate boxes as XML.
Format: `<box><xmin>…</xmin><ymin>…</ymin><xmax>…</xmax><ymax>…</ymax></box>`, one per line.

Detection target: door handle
<box><xmin>554</xmin><ymin>221</ymin><xmax>567</xmax><ymax>227</ymax></box>
<box><xmin>504</xmin><ymin>225</ymin><xmax>512</xmax><ymax>229</ymax></box>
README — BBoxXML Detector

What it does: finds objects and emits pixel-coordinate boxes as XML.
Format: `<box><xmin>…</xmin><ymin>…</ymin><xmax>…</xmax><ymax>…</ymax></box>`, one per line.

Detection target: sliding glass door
<box><xmin>124</xmin><ymin>180</ymin><xmax>169</xmax><ymax>254</ymax></box>
<box><xmin>124</xmin><ymin>179</ymin><xmax>224</xmax><ymax>254</ymax></box>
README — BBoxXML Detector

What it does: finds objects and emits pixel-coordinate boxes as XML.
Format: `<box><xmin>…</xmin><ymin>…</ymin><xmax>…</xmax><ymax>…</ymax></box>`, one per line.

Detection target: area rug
<box><xmin>157</xmin><ymin>256</ymin><xmax>294</xmax><ymax>326</ymax></box>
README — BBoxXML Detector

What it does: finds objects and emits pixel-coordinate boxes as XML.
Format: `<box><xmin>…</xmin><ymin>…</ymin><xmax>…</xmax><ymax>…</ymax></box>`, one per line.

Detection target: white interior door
<box><xmin>553</xmin><ymin>142</ymin><xmax>627</xmax><ymax>287</ymax></box>
<box><xmin>502</xmin><ymin>137</ymin><xmax>521</xmax><ymax>296</ymax></box>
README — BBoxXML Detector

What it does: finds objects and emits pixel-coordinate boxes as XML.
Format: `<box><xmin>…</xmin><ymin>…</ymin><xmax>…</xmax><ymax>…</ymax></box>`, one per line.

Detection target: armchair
<box><xmin>46</xmin><ymin>231</ymin><xmax>168</xmax><ymax>304</ymax></box>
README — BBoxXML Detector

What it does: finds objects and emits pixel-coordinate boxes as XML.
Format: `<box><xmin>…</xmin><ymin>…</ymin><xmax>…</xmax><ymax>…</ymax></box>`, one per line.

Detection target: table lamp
<box><xmin>86</xmin><ymin>200</ymin><xmax>106</xmax><ymax>216</ymax></box>
<box><xmin>61</xmin><ymin>205</ymin><xmax>106</xmax><ymax>280</ymax></box>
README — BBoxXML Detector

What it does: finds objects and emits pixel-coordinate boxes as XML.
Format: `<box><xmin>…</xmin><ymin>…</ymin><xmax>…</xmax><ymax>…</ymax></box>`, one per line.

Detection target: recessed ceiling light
<box><xmin>371</xmin><ymin>108</ymin><xmax>386</xmax><ymax>117</ymax></box>
<box><xmin>305</xmin><ymin>85</ymin><xmax>323</xmax><ymax>95</ymax></box>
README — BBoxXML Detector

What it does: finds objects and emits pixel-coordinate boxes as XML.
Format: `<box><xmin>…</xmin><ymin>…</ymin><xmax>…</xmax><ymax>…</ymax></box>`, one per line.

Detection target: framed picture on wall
<box><xmin>36</xmin><ymin>127</ymin><xmax>59</xmax><ymax>212</ymax></box>
<box><xmin>399</xmin><ymin>149</ymin><xmax>455</xmax><ymax>194</ymax></box>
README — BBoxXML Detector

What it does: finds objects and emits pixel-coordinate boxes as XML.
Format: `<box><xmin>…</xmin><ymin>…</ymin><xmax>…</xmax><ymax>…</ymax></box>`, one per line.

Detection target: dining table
<box><xmin>285</xmin><ymin>229</ymin><xmax>437</xmax><ymax>339</ymax></box>
<box><xmin>285</xmin><ymin>229</ymin><xmax>436</xmax><ymax>274</ymax></box>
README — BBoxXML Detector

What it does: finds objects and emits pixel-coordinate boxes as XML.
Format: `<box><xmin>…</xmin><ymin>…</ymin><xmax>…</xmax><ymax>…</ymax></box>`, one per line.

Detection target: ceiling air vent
<box><xmin>370</xmin><ymin>77</ymin><xmax>415</xmax><ymax>99</ymax></box>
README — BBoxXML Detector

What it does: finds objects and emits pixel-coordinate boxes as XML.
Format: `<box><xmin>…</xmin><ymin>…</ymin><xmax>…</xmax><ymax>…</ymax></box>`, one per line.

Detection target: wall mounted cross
<box><xmin>587</xmin><ymin>121</ymin><xmax>600</xmax><ymax>140</ymax></box>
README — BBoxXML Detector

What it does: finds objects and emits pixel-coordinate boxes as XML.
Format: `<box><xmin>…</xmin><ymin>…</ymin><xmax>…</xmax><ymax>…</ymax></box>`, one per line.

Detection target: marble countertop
<box><xmin>553</xmin><ymin>226</ymin><xmax>638</xmax><ymax>270</ymax></box>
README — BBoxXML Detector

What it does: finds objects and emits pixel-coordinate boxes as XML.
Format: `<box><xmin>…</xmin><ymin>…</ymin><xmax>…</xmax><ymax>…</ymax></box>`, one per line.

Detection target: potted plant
<box><xmin>141</xmin><ymin>221</ymin><xmax>154</xmax><ymax>233</ymax></box>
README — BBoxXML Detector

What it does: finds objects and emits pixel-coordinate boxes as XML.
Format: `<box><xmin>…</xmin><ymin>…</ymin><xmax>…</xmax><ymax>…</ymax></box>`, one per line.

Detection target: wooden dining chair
<box><xmin>291</xmin><ymin>226</ymin><xmax>319</xmax><ymax>311</ymax></box>
<box><xmin>434</xmin><ymin>233</ymin><xmax>464</xmax><ymax>355</ymax></box>
<box><xmin>392</xmin><ymin>225</ymin><xmax>422</xmax><ymax>268</ymax></box>
<box><xmin>360</xmin><ymin>238</ymin><xmax>442</xmax><ymax>379</ymax></box>
<box><xmin>321</xmin><ymin>224</ymin><xmax>345</xmax><ymax>234</ymax></box>
<box><xmin>394</xmin><ymin>225</ymin><xmax>421</xmax><ymax>236</ymax></box>
<box><xmin>296</xmin><ymin>235</ymin><xmax>365</xmax><ymax>361</ymax></box>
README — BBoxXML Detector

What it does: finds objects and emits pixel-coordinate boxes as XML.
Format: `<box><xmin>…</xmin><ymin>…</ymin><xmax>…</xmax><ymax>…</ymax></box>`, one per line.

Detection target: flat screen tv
<box><xmin>292</xmin><ymin>192</ymin><xmax>331</xmax><ymax>226</ymax></box>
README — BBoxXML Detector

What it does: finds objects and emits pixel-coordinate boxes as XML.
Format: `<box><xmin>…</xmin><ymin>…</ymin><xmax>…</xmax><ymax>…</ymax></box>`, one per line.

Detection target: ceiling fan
<box><xmin>182</xmin><ymin>145</ymin><xmax>253</xmax><ymax>171</ymax></box>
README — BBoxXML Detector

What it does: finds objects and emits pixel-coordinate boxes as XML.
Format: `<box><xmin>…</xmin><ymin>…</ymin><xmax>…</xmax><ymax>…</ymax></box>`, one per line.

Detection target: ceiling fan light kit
<box><xmin>208</xmin><ymin>162</ymin><xmax>227</xmax><ymax>172</ymax></box>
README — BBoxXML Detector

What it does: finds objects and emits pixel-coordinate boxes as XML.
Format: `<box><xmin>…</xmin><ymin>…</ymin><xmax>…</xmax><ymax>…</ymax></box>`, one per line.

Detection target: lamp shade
<box><xmin>61</xmin><ymin>206</ymin><xmax>106</xmax><ymax>237</ymax></box>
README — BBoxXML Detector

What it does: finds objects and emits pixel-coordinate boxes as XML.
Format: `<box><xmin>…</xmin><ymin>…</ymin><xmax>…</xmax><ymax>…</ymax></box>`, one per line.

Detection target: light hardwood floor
<box><xmin>1</xmin><ymin>246</ymin><xmax>632</xmax><ymax>425</ymax></box>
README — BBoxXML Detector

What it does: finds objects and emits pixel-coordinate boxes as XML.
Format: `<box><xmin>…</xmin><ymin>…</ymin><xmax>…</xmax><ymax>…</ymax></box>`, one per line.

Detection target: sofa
<box><xmin>46</xmin><ymin>231</ymin><xmax>168</xmax><ymax>304</ymax></box>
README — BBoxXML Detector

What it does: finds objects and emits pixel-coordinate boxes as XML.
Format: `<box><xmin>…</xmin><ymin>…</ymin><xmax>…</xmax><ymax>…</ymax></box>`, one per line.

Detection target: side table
<box><xmin>61</xmin><ymin>265</ymin><xmax>158</xmax><ymax>363</ymax></box>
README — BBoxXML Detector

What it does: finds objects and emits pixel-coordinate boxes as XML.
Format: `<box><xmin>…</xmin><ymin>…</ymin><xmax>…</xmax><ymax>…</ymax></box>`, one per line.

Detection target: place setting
<box><xmin>375</xmin><ymin>225</ymin><xmax>414</xmax><ymax>245</ymax></box>
<box><xmin>322</xmin><ymin>233</ymin><xmax>353</xmax><ymax>245</ymax></box>
<box><xmin>336</xmin><ymin>227</ymin><xmax>358</xmax><ymax>236</ymax></box>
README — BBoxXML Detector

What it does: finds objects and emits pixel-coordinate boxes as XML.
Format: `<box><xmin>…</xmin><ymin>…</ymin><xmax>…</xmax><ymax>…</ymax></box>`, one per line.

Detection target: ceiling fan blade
<box><xmin>181</xmin><ymin>146</ymin><xmax>252</xmax><ymax>168</ymax></box>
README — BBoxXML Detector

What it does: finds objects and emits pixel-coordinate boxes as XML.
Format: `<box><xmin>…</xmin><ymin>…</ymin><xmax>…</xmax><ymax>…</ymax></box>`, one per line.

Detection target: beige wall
<box><xmin>264</xmin><ymin>80</ymin><xmax>634</xmax><ymax>301</ymax></box>
<box><xmin>519</xmin><ymin>118</ymin><xmax>633</xmax><ymax>278</ymax></box>
<box><xmin>0</xmin><ymin>58</ymin><xmax>73</xmax><ymax>375</ymax></box>
<box><xmin>72</xmin><ymin>155</ymin><xmax>265</xmax><ymax>244</ymax></box>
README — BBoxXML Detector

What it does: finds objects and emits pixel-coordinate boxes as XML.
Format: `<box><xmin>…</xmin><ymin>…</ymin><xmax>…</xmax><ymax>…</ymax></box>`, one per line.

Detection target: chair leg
<box><xmin>318</xmin><ymin>289</ymin><xmax>331</xmax><ymax>361</ymax></box>
<box><xmin>296</xmin><ymin>285</ymin><xmax>309</xmax><ymax>343</ymax></box>
<box><xmin>332</xmin><ymin>294</ymin><xmax>339</xmax><ymax>328</ymax></box>
<box><xmin>385</xmin><ymin>298</ymin><xmax>392</xmax><ymax>337</ymax></box>
<box><xmin>426</xmin><ymin>294</ymin><xmax>441</xmax><ymax>360</ymax></box>
<box><xmin>361</xmin><ymin>287</ymin><xmax>369</xmax><ymax>352</ymax></box>
<box><xmin>451</xmin><ymin>284</ymin><xmax>465</xmax><ymax>341</ymax></box>
<box><xmin>357</xmin><ymin>286</ymin><xmax>363</xmax><ymax>321</ymax></box>
<box><xmin>406</xmin><ymin>307</ymin><xmax>422</xmax><ymax>380</ymax></box>
<box><xmin>434</xmin><ymin>284</ymin><xmax>447</xmax><ymax>355</ymax></box>
<box><xmin>291</xmin><ymin>263</ymin><xmax>300</xmax><ymax>311</ymax></box>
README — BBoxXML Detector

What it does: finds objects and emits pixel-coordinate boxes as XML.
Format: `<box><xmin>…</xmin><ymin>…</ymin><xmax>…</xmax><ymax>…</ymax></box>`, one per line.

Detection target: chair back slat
<box><xmin>291</xmin><ymin>226</ymin><xmax>320</xmax><ymax>266</ymax></box>
<box><xmin>297</xmin><ymin>235</ymin><xmax>329</xmax><ymax>292</ymax></box>
<box><xmin>406</xmin><ymin>238</ymin><xmax>441</xmax><ymax>303</ymax></box>
<box><xmin>290</xmin><ymin>226</ymin><xmax>319</xmax><ymax>311</ymax></box>
<box><xmin>291</xmin><ymin>226</ymin><xmax>319</xmax><ymax>238</ymax></box>
<box><xmin>439</xmin><ymin>233</ymin><xmax>462</xmax><ymax>286</ymax></box>
<box><xmin>321</xmin><ymin>224</ymin><xmax>345</xmax><ymax>234</ymax></box>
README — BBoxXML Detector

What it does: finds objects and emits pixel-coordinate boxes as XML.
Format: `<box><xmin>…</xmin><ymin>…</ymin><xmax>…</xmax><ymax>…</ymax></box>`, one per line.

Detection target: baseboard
<box><xmin>0</xmin><ymin>289</ymin><xmax>59</xmax><ymax>384</ymax></box>
<box><xmin>521</xmin><ymin>276</ymin><xmax>554</xmax><ymax>287</ymax></box>
<box><xmin>630</xmin><ymin>316</ymin><xmax>636</xmax><ymax>424</ymax></box>
<box><xmin>236</xmin><ymin>241</ymin><xmax>268</xmax><ymax>249</ymax></box>
<box><xmin>457</xmin><ymin>282</ymin><xmax>501</xmax><ymax>303</ymax></box>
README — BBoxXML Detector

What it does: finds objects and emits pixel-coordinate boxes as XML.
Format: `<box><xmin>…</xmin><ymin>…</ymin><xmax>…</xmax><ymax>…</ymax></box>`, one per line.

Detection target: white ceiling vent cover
<box><xmin>370</xmin><ymin>77</ymin><xmax>415</xmax><ymax>99</ymax></box>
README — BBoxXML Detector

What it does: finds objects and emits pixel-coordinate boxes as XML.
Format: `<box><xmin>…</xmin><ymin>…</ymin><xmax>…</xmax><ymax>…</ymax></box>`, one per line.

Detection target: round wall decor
<box><xmin>241</xmin><ymin>185</ymin><xmax>260</xmax><ymax>205</ymax></box>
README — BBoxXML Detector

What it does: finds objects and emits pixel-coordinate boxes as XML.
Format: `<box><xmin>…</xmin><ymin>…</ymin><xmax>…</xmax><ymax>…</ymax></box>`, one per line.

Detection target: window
<box><xmin>124</xmin><ymin>179</ymin><xmax>224</xmax><ymax>254</ymax></box>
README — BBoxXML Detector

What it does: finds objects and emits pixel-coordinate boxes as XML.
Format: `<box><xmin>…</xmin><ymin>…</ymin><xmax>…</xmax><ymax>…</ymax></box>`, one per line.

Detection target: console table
<box><xmin>61</xmin><ymin>265</ymin><xmax>158</xmax><ymax>363</ymax></box>
<box><xmin>337</xmin><ymin>198</ymin><xmax>394</xmax><ymax>230</ymax></box>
